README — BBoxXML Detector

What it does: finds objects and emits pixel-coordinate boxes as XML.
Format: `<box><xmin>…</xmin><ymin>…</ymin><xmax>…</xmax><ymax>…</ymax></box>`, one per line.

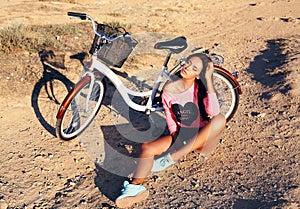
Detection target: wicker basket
<box><xmin>90</xmin><ymin>24</ymin><xmax>137</xmax><ymax>68</ymax></box>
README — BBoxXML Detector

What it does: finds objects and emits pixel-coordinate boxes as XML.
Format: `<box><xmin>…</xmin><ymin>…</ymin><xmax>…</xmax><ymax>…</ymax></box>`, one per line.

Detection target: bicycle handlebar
<box><xmin>67</xmin><ymin>12</ymin><xmax>87</xmax><ymax>20</ymax></box>
<box><xmin>67</xmin><ymin>12</ymin><xmax>131</xmax><ymax>41</ymax></box>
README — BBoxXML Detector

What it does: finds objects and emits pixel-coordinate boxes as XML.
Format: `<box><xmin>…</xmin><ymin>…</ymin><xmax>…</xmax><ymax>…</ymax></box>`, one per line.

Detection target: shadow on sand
<box><xmin>247</xmin><ymin>38</ymin><xmax>292</xmax><ymax>99</ymax></box>
<box><xmin>31</xmin><ymin>49</ymin><xmax>74</xmax><ymax>136</ymax></box>
<box><xmin>89</xmin><ymin>82</ymin><xmax>168</xmax><ymax>201</ymax></box>
<box><xmin>233</xmin><ymin>198</ymin><xmax>288</xmax><ymax>209</ymax></box>
<box><xmin>31</xmin><ymin>48</ymin><xmax>167</xmax><ymax>204</ymax></box>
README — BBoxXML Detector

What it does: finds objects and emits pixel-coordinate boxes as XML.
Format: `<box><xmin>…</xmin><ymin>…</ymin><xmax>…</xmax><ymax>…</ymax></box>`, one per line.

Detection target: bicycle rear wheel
<box><xmin>56</xmin><ymin>75</ymin><xmax>105</xmax><ymax>140</ymax></box>
<box><xmin>213</xmin><ymin>67</ymin><xmax>239</xmax><ymax>121</ymax></box>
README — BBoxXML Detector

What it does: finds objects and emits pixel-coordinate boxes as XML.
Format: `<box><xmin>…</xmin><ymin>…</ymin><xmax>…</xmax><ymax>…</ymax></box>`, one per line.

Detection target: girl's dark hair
<box><xmin>186</xmin><ymin>53</ymin><xmax>211</xmax><ymax>88</ymax></box>
<box><xmin>196</xmin><ymin>79</ymin><xmax>210</xmax><ymax>121</ymax></box>
<box><xmin>187</xmin><ymin>53</ymin><xmax>212</xmax><ymax>121</ymax></box>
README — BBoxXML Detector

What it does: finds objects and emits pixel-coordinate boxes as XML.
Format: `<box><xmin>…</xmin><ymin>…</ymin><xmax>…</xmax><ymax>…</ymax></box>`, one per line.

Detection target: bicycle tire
<box><xmin>56</xmin><ymin>75</ymin><xmax>105</xmax><ymax>140</ymax></box>
<box><xmin>213</xmin><ymin>67</ymin><xmax>239</xmax><ymax>121</ymax></box>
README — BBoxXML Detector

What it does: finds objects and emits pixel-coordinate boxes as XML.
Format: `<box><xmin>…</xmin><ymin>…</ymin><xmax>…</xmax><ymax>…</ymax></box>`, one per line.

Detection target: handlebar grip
<box><xmin>67</xmin><ymin>12</ymin><xmax>87</xmax><ymax>20</ymax></box>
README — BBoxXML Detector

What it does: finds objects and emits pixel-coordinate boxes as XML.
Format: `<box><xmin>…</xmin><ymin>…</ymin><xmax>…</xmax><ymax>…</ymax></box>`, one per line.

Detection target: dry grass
<box><xmin>0</xmin><ymin>20</ymin><xmax>131</xmax><ymax>55</ymax></box>
<box><xmin>0</xmin><ymin>20</ymin><xmax>132</xmax><ymax>84</ymax></box>
<box><xmin>0</xmin><ymin>23</ymin><xmax>79</xmax><ymax>54</ymax></box>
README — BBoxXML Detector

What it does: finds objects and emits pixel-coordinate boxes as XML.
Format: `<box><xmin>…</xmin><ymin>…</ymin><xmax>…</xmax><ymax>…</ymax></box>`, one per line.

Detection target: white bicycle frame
<box><xmin>68</xmin><ymin>12</ymin><xmax>177</xmax><ymax>114</ymax></box>
<box><xmin>84</xmin><ymin>54</ymin><xmax>172</xmax><ymax>113</ymax></box>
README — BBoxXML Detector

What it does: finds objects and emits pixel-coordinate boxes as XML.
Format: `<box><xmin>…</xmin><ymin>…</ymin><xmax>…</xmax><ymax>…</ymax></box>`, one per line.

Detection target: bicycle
<box><xmin>56</xmin><ymin>12</ymin><xmax>242</xmax><ymax>141</ymax></box>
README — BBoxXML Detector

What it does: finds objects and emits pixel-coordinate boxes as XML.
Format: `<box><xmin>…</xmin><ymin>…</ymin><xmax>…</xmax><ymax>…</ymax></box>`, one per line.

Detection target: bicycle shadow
<box><xmin>31</xmin><ymin>49</ymin><xmax>74</xmax><ymax>137</ymax></box>
<box><xmin>247</xmin><ymin>38</ymin><xmax>291</xmax><ymax>99</ymax></box>
<box><xmin>77</xmin><ymin>81</ymin><xmax>168</xmax><ymax>202</ymax></box>
<box><xmin>32</xmin><ymin>50</ymin><xmax>167</xmax><ymax>201</ymax></box>
<box><xmin>93</xmin><ymin>124</ymin><xmax>142</xmax><ymax>201</ymax></box>
<box><xmin>93</xmin><ymin>126</ymin><xmax>168</xmax><ymax>202</ymax></box>
<box><xmin>233</xmin><ymin>198</ymin><xmax>287</xmax><ymax>209</ymax></box>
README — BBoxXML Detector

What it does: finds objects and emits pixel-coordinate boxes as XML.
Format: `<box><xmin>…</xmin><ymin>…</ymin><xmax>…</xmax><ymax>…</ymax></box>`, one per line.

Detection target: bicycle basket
<box><xmin>90</xmin><ymin>24</ymin><xmax>137</xmax><ymax>68</ymax></box>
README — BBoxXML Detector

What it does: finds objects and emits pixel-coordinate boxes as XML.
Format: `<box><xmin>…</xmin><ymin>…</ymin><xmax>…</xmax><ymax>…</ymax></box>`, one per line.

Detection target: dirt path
<box><xmin>0</xmin><ymin>0</ymin><xmax>299</xmax><ymax>208</ymax></box>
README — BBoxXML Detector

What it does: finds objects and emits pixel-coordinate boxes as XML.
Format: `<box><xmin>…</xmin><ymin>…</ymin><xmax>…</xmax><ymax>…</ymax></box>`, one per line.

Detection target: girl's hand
<box><xmin>205</xmin><ymin>62</ymin><xmax>214</xmax><ymax>81</ymax></box>
<box><xmin>205</xmin><ymin>62</ymin><xmax>216</xmax><ymax>93</ymax></box>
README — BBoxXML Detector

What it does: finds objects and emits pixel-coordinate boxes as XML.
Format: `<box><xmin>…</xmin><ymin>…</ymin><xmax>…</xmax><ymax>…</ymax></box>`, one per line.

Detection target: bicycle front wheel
<box><xmin>56</xmin><ymin>75</ymin><xmax>105</xmax><ymax>140</ymax></box>
<box><xmin>213</xmin><ymin>67</ymin><xmax>239</xmax><ymax>121</ymax></box>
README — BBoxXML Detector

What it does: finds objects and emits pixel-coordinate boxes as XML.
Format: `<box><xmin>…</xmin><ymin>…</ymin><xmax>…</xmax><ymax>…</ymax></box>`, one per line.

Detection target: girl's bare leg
<box><xmin>171</xmin><ymin>114</ymin><xmax>226</xmax><ymax>161</ymax></box>
<box><xmin>131</xmin><ymin>114</ymin><xmax>225</xmax><ymax>185</ymax></box>
<box><xmin>131</xmin><ymin>135</ymin><xmax>172</xmax><ymax>184</ymax></box>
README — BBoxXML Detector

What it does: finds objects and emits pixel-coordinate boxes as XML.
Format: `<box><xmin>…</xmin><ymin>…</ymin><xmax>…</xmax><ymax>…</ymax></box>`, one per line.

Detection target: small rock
<box><xmin>79</xmin><ymin>199</ymin><xmax>86</xmax><ymax>204</ymax></box>
<box><xmin>258</xmin><ymin>113</ymin><xmax>266</xmax><ymax>118</ymax></box>
<box><xmin>64</xmin><ymin>179</ymin><xmax>76</xmax><ymax>188</ymax></box>
<box><xmin>251</xmin><ymin>111</ymin><xmax>260</xmax><ymax>117</ymax></box>
<box><xmin>55</xmin><ymin>192</ymin><xmax>62</xmax><ymax>198</ymax></box>
<box><xmin>124</xmin><ymin>144</ymin><xmax>133</xmax><ymax>153</ymax></box>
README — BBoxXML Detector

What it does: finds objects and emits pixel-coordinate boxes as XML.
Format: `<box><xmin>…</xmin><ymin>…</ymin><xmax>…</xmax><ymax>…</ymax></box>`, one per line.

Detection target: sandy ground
<box><xmin>0</xmin><ymin>0</ymin><xmax>299</xmax><ymax>208</ymax></box>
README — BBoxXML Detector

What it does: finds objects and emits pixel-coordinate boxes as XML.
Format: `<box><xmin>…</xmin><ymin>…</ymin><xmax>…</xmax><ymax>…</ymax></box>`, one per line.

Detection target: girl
<box><xmin>115</xmin><ymin>53</ymin><xmax>226</xmax><ymax>208</ymax></box>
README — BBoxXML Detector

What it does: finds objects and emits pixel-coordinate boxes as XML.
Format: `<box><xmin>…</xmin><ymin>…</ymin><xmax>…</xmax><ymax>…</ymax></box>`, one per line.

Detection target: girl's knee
<box><xmin>140</xmin><ymin>142</ymin><xmax>156</xmax><ymax>156</ymax></box>
<box><xmin>212</xmin><ymin>114</ymin><xmax>226</xmax><ymax>129</ymax></box>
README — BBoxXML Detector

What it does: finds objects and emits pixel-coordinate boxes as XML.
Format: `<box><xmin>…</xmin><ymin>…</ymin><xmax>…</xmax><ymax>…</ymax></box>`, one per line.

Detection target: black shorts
<box><xmin>171</xmin><ymin>127</ymin><xmax>202</xmax><ymax>149</ymax></box>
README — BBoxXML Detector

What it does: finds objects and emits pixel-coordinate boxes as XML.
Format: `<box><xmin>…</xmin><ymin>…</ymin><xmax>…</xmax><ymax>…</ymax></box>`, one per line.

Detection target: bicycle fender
<box><xmin>56</xmin><ymin>76</ymin><xmax>91</xmax><ymax>119</ymax></box>
<box><xmin>214</xmin><ymin>65</ymin><xmax>242</xmax><ymax>94</ymax></box>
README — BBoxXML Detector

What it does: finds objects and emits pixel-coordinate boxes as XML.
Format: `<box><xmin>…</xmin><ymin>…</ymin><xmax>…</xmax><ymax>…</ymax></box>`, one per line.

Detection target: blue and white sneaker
<box><xmin>151</xmin><ymin>153</ymin><xmax>175</xmax><ymax>172</ymax></box>
<box><xmin>115</xmin><ymin>181</ymin><xmax>149</xmax><ymax>208</ymax></box>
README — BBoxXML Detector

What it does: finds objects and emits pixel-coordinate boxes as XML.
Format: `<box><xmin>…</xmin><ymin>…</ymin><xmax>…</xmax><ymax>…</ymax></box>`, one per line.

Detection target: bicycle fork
<box><xmin>82</xmin><ymin>71</ymin><xmax>96</xmax><ymax>112</ymax></box>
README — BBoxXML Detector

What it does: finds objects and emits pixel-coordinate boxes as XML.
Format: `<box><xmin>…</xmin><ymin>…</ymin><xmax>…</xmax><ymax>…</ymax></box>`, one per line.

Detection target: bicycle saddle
<box><xmin>154</xmin><ymin>36</ymin><xmax>187</xmax><ymax>54</ymax></box>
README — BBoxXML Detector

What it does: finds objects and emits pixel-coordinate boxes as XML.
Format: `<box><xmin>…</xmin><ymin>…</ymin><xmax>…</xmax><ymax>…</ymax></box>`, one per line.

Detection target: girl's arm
<box><xmin>205</xmin><ymin>62</ymin><xmax>216</xmax><ymax>94</ymax></box>
<box><xmin>162</xmin><ymin>92</ymin><xmax>178</xmax><ymax>134</ymax></box>
<box><xmin>204</xmin><ymin>93</ymin><xmax>220</xmax><ymax>116</ymax></box>
<box><xmin>204</xmin><ymin>62</ymin><xmax>220</xmax><ymax>116</ymax></box>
